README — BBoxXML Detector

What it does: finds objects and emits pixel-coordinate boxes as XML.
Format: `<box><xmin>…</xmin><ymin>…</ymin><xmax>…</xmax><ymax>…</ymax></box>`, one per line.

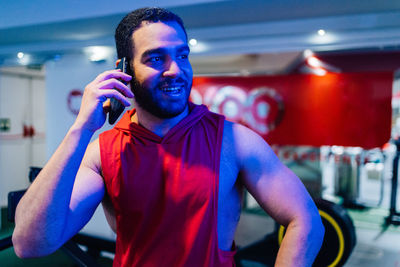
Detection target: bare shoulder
<box><xmin>221</xmin><ymin>120</ymin><xmax>281</xmax><ymax>188</ymax></box>
<box><xmin>228</xmin><ymin>122</ymin><xmax>316</xmax><ymax>226</ymax></box>
<box><xmin>224</xmin><ymin>121</ymin><xmax>279</xmax><ymax>170</ymax></box>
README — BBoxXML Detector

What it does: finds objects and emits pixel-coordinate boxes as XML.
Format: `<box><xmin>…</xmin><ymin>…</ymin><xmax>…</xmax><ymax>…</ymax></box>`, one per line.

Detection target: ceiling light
<box><xmin>317</xmin><ymin>29</ymin><xmax>326</xmax><ymax>36</ymax></box>
<box><xmin>84</xmin><ymin>46</ymin><xmax>113</xmax><ymax>62</ymax></box>
<box><xmin>189</xmin><ymin>39</ymin><xmax>198</xmax><ymax>46</ymax></box>
<box><xmin>18</xmin><ymin>54</ymin><xmax>31</xmax><ymax>65</ymax></box>
<box><xmin>307</xmin><ymin>56</ymin><xmax>322</xmax><ymax>68</ymax></box>
<box><xmin>188</xmin><ymin>41</ymin><xmax>208</xmax><ymax>53</ymax></box>
<box><xmin>305</xmin><ymin>55</ymin><xmax>341</xmax><ymax>73</ymax></box>
<box><xmin>303</xmin><ymin>49</ymin><xmax>313</xmax><ymax>58</ymax></box>
<box><xmin>314</xmin><ymin>68</ymin><xmax>327</xmax><ymax>76</ymax></box>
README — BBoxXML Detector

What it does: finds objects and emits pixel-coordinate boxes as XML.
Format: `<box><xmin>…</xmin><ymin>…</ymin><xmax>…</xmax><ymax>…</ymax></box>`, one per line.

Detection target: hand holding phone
<box><xmin>109</xmin><ymin>57</ymin><xmax>128</xmax><ymax>124</ymax></box>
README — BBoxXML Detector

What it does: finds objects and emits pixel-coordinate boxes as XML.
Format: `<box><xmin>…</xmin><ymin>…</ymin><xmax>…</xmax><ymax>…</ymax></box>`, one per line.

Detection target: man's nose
<box><xmin>163</xmin><ymin>59</ymin><xmax>181</xmax><ymax>78</ymax></box>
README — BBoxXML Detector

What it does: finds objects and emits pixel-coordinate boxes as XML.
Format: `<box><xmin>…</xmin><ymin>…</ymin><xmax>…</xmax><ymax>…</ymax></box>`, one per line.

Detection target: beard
<box><xmin>130</xmin><ymin>76</ymin><xmax>191</xmax><ymax>119</ymax></box>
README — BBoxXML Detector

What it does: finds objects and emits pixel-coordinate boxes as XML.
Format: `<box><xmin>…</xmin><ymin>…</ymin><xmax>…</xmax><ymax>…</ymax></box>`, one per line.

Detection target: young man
<box><xmin>12</xmin><ymin>7</ymin><xmax>324</xmax><ymax>266</ymax></box>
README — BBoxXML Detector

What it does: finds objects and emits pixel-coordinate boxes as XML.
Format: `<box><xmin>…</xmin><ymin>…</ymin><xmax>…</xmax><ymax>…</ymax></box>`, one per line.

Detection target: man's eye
<box><xmin>149</xmin><ymin>56</ymin><xmax>162</xmax><ymax>62</ymax></box>
<box><xmin>179</xmin><ymin>54</ymin><xmax>188</xmax><ymax>60</ymax></box>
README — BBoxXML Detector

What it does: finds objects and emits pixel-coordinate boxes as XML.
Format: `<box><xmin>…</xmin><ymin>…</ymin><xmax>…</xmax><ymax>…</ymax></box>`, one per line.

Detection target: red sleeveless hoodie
<box><xmin>99</xmin><ymin>103</ymin><xmax>236</xmax><ymax>267</ymax></box>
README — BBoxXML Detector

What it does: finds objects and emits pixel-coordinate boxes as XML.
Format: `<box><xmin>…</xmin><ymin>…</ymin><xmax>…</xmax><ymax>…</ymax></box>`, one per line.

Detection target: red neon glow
<box><xmin>192</xmin><ymin>72</ymin><xmax>393</xmax><ymax>149</ymax></box>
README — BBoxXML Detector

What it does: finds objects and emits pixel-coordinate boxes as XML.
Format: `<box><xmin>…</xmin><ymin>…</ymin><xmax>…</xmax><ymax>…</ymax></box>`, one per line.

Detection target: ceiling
<box><xmin>1</xmin><ymin>0</ymin><xmax>400</xmax><ymax>74</ymax></box>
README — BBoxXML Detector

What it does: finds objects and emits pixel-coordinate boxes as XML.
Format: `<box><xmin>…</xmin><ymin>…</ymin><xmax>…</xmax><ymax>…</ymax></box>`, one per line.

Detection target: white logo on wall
<box><xmin>191</xmin><ymin>86</ymin><xmax>284</xmax><ymax>134</ymax></box>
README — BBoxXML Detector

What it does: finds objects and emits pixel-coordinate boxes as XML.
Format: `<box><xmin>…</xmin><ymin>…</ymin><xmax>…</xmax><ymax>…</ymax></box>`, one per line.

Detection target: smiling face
<box><xmin>129</xmin><ymin>21</ymin><xmax>193</xmax><ymax>119</ymax></box>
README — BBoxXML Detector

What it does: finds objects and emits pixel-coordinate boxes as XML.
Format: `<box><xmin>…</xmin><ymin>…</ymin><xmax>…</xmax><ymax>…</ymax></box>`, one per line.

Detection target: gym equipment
<box><xmin>385</xmin><ymin>138</ymin><xmax>400</xmax><ymax>226</ymax></box>
<box><xmin>279</xmin><ymin>199</ymin><xmax>356</xmax><ymax>267</ymax></box>
<box><xmin>235</xmin><ymin>198</ymin><xmax>356</xmax><ymax>267</ymax></box>
<box><xmin>0</xmin><ymin>167</ymin><xmax>115</xmax><ymax>267</ymax></box>
<box><xmin>333</xmin><ymin>147</ymin><xmax>386</xmax><ymax>210</ymax></box>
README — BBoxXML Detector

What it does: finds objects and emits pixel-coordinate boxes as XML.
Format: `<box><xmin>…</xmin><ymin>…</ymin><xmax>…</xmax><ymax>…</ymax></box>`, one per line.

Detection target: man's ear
<box><xmin>115</xmin><ymin>59</ymin><xmax>121</xmax><ymax>68</ymax></box>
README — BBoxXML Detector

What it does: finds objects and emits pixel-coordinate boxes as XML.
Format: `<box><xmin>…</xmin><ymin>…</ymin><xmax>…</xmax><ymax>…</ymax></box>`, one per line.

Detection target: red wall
<box><xmin>192</xmin><ymin>72</ymin><xmax>393</xmax><ymax>149</ymax></box>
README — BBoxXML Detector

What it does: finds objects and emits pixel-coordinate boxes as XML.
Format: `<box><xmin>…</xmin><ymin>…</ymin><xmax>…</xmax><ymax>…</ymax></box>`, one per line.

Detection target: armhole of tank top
<box><xmin>99</xmin><ymin>132</ymin><xmax>114</xmax><ymax>187</ymax></box>
<box><xmin>214</xmin><ymin>116</ymin><xmax>237</xmax><ymax>258</ymax></box>
<box><xmin>214</xmin><ymin>115</ymin><xmax>224</xmax><ymax>215</ymax></box>
<box><xmin>99</xmin><ymin>131</ymin><xmax>122</xmax><ymax>212</ymax></box>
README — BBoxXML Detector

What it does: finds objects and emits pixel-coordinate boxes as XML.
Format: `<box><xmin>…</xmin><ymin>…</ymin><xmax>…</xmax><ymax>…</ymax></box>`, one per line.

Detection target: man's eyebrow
<box><xmin>141</xmin><ymin>44</ymin><xmax>190</xmax><ymax>59</ymax></box>
<box><xmin>141</xmin><ymin>48</ymin><xmax>165</xmax><ymax>59</ymax></box>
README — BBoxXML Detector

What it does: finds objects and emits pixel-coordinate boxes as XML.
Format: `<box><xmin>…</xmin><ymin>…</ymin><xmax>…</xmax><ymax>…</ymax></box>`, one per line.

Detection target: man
<box><xmin>12</xmin><ymin>7</ymin><xmax>324</xmax><ymax>266</ymax></box>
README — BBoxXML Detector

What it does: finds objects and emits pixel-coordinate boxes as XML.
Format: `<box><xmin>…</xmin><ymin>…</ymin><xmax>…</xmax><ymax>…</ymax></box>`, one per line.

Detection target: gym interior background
<box><xmin>1</xmin><ymin>1</ymin><xmax>400</xmax><ymax>266</ymax></box>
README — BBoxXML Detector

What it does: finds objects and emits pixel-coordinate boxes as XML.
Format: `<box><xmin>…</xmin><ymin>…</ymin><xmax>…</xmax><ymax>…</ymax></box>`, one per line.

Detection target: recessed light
<box><xmin>314</xmin><ymin>68</ymin><xmax>327</xmax><ymax>76</ymax></box>
<box><xmin>189</xmin><ymin>39</ymin><xmax>198</xmax><ymax>46</ymax></box>
<box><xmin>303</xmin><ymin>49</ymin><xmax>313</xmax><ymax>58</ymax></box>
<box><xmin>318</xmin><ymin>29</ymin><xmax>326</xmax><ymax>36</ymax></box>
<box><xmin>307</xmin><ymin>56</ymin><xmax>322</xmax><ymax>68</ymax></box>
<box><xmin>84</xmin><ymin>46</ymin><xmax>113</xmax><ymax>62</ymax></box>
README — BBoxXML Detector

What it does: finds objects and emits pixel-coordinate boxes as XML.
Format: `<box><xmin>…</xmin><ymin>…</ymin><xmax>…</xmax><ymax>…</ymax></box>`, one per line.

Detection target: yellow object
<box><xmin>278</xmin><ymin>209</ymin><xmax>345</xmax><ymax>267</ymax></box>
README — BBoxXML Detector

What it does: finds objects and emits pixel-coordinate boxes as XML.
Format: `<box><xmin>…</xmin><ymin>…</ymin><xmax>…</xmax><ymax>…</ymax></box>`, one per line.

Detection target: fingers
<box><xmin>86</xmin><ymin>69</ymin><xmax>133</xmax><ymax>108</ymax></box>
<box><xmin>97</xmin><ymin>78</ymin><xmax>134</xmax><ymax>98</ymax></box>
<box><xmin>95</xmin><ymin>69</ymin><xmax>132</xmax><ymax>84</ymax></box>
<box><xmin>100</xmin><ymin>89</ymin><xmax>132</xmax><ymax>106</ymax></box>
<box><xmin>74</xmin><ymin>69</ymin><xmax>134</xmax><ymax>132</ymax></box>
<box><xmin>92</xmin><ymin>70</ymin><xmax>134</xmax><ymax>102</ymax></box>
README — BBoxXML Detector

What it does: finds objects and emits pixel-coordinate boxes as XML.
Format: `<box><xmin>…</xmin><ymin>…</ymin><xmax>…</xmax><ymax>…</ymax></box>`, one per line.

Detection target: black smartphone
<box><xmin>108</xmin><ymin>57</ymin><xmax>128</xmax><ymax>124</ymax></box>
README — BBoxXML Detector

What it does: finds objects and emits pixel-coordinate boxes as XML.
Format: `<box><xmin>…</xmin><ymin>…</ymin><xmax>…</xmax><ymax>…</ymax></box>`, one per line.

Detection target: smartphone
<box><xmin>108</xmin><ymin>57</ymin><xmax>128</xmax><ymax>124</ymax></box>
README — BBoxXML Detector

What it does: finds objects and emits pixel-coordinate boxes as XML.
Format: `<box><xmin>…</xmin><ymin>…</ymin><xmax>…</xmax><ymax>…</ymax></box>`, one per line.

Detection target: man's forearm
<box><xmin>275</xmin><ymin>217</ymin><xmax>325</xmax><ymax>267</ymax></box>
<box><xmin>12</xmin><ymin>68</ymin><xmax>132</xmax><ymax>258</ymax></box>
<box><xmin>12</xmin><ymin>123</ymin><xmax>94</xmax><ymax>258</ymax></box>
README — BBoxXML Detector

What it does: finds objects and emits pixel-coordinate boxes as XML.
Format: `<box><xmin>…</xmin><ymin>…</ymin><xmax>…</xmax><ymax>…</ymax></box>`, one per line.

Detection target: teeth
<box><xmin>162</xmin><ymin>86</ymin><xmax>181</xmax><ymax>93</ymax></box>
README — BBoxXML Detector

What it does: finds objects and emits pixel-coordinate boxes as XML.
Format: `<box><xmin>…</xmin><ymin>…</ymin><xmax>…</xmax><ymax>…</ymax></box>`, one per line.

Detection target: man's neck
<box><xmin>131</xmin><ymin>105</ymin><xmax>189</xmax><ymax>138</ymax></box>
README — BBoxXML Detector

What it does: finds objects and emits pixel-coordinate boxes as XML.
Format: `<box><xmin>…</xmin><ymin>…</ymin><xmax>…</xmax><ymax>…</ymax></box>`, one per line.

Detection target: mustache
<box><xmin>158</xmin><ymin>77</ymin><xmax>188</xmax><ymax>87</ymax></box>
<box><xmin>129</xmin><ymin>77</ymin><xmax>191</xmax><ymax>93</ymax></box>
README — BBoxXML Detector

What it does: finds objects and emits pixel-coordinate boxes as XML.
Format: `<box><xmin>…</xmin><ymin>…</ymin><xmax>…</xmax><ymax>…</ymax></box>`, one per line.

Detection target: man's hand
<box><xmin>75</xmin><ymin>69</ymin><xmax>133</xmax><ymax>132</ymax></box>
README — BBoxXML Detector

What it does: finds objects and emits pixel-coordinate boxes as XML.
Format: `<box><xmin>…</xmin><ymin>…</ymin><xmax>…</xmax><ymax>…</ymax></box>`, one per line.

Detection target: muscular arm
<box><xmin>12</xmin><ymin>69</ymin><xmax>132</xmax><ymax>258</ymax></box>
<box><xmin>13</xmin><ymin>130</ymin><xmax>104</xmax><ymax>258</ymax></box>
<box><xmin>233</xmin><ymin>122</ymin><xmax>324</xmax><ymax>266</ymax></box>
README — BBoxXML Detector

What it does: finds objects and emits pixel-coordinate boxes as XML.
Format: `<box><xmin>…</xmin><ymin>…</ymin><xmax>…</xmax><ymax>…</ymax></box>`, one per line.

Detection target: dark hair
<box><xmin>115</xmin><ymin>7</ymin><xmax>187</xmax><ymax>60</ymax></box>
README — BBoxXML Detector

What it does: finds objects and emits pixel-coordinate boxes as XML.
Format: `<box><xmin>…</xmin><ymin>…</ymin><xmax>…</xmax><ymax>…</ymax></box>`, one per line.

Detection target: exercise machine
<box><xmin>385</xmin><ymin>138</ymin><xmax>400</xmax><ymax>226</ymax></box>
<box><xmin>0</xmin><ymin>167</ymin><xmax>114</xmax><ymax>267</ymax></box>
<box><xmin>235</xmin><ymin>198</ymin><xmax>356</xmax><ymax>267</ymax></box>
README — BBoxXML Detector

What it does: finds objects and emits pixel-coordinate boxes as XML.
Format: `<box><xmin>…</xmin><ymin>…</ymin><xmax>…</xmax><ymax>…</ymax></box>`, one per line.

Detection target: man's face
<box><xmin>129</xmin><ymin>21</ymin><xmax>193</xmax><ymax>119</ymax></box>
